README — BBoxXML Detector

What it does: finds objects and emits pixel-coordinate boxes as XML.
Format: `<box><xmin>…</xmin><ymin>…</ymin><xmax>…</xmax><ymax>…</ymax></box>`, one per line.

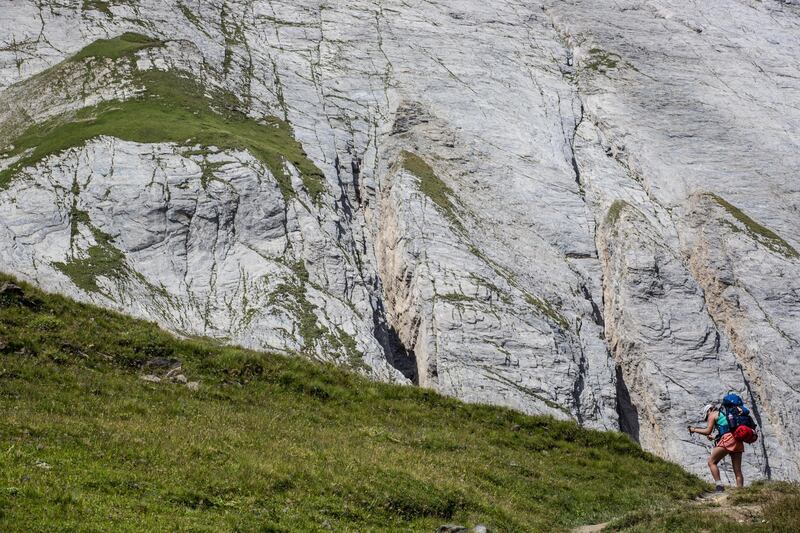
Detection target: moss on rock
<box><xmin>605</xmin><ymin>199</ymin><xmax>629</xmax><ymax>226</ymax></box>
<box><xmin>53</xmin><ymin>227</ymin><xmax>128</xmax><ymax>295</ymax></box>
<box><xmin>401</xmin><ymin>150</ymin><xmax>463</xmax><ymax>232</ymax></box>
<box><xmin>708</xmin><ymin>193</ymin><xmax>798</xmax><ymax>258</ymax></box>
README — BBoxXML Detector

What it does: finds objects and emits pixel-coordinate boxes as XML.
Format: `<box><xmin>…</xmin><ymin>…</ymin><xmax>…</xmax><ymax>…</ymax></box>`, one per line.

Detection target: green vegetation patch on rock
<box><xmin>177</xmin><ymin>3</ymin><xmax>206</xmax><ymax>33</ymax></box>
<box><xmin>524</xmin><ymin>293</ymin><xmax>571</xmax><ymax>331</ymax></box>
<box><xmin>70</xmin><ymin>32</ymin><xmax>162</xmax><ymax>62</ymax></box>
<box><xmin>401</xmin><ymin>150</ymin><xmax>464</xmax><ymax>232</ymax></box>
<box><xmin>267</xmin><ymin>261</ymin><xmax>365</xmax><ymax>368</ymax></box>
<box><xmin>82</xmin><ymin>0</ymin><xmax>113</xmax><ymax>17</ymax></box>
<box><xmin>467</xmin><ymin>246</ymin><xmax>570</xmax><ymax>330</ymax></box>
<box><xmin>438</xmin><ymin>292</ymin><xmax>477</xmax><ymax>304</ymax></box>
<box><xmin>708</xmin><ymin>193</ymin><xmax>798</xmax><ymax>259</ymax></box>
<box><xmin>268</xmin><ymin>260</ymin><xmax>324</xmax><ymax>352</ymax></box>
<box><xmin>50</xmin><ymin>180</ymin><xmax>130</xmax><ymax>296</ymax></box>
<box><xmin>0</xmin><ymin>272</ymin><xmax>709</xmax><ymax>531</ymax></box>
<box><xmin>605</xmin><ymin>199</ymin><xmax>629</xmax><ymax>226</ymax></box>
<box><xmin>0</xmin><ymin>34</ymin><xmax>326</xmax><ymax>203</ymax></box>
<box><xmin>53</xmin><ymin>227</ymin><xmax>127</xmax><ymax>294</ymax></box>
<box><xmin>585</xmin><ymin>47</ymin><xmax>620</xmax><ymax>72</ymax></box>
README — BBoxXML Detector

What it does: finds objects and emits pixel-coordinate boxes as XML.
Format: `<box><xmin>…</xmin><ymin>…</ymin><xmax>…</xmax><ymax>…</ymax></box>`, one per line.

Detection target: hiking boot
<box><xmin>715</xmin><ymin>485</ymin><xmax>725</xmax><ymax>493</ymax></box>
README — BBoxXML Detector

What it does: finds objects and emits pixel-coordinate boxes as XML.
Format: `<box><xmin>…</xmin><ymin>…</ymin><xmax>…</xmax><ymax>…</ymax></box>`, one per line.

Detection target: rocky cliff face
<box><xmin>1</xmin><ymin>0</ymin><xmax>799</xmax><ymax>480</ymax></box>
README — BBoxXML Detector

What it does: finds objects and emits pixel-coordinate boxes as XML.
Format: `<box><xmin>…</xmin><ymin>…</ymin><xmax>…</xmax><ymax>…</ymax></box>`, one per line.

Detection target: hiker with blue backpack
<box><xmin>688</xmin><ymin>393</ymin><xmax>758</xmax><ymax>491</ymax></box>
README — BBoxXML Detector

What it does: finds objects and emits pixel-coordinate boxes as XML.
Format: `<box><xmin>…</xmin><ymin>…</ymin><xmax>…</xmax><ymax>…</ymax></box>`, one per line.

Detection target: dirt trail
<box><xmin>571</xmin><ymin>491</ymin><xmax>764</xmax><ymax>532</ymax></box>
<box><xmin>573</xmin><ymin>523</ymin><xmax>609</xmax><ymax>532</ymax></box>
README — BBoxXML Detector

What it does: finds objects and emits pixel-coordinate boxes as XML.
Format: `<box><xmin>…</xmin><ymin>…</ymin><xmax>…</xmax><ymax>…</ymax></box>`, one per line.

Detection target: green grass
<box><xmin>708</xmin><ymin>194</ymin><xmax>798</xmax><ymax>259</ymax></box>
<box><xmin>70</xmin><ymin>32</ymin><xmax>162</xmax><ymax>62</ymax></box>
<box><xmin>52</xmin><ymin>228</ymin><xmax>127</xmax><ymax>294</ymax></box>
<box><xmin>605</xmin><ymin>200</ymin><xmax>629</xmax><ymax>226</ymax></box>
<box><xmin>608</xmin><ymin>481</ymin><xmax>800</xmax><ymax>532</ymax></box>
<box><xmin>82</xmin><ymin>0</ymin><xmax>113</xmax><ymax>17</ymax></box>
<box><xmin>585</xmin><ymin>48</ymin><xmax>620</xmax><ymax>72</ymax></box>
<box><xmin>401</xmin><ymin>150</ymin><xmax>464</xmax><ymax>232</ymax></box>
<box><xmin>438</xmin><ymin>293</ymin><xmax>477</xmax><ymax>304</ymax></box>
<box><xmin>524</xmin><ymin>294</ymin><xmax>571</xmax><ymax>331</ymax></box>
<box><xmin>0</xmin><ymin>34</ymin><xmax>326</xmax><ymax>203</ymax></box>
<box><xmin>0</xmin><ymin>272</ymin><xmax>710</xmax><ymax>531</ymax></box>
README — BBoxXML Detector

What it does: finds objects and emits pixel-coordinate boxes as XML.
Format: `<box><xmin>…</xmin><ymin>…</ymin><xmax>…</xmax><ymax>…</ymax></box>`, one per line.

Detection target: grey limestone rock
<box><xmin>1</xmin><ymin>0</ymin><xmax>798</xmax><ymax>479</ymax></box>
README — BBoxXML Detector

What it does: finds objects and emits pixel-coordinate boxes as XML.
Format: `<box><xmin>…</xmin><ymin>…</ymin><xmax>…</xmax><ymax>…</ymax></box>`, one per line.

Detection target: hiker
<box><xmin>688</xmin><ymin>394</ymin><xmax>758</xmax><ymax>492</ymax></box>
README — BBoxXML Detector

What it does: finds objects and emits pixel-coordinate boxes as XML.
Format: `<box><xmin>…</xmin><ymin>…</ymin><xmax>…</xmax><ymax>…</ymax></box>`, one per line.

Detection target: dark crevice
<box><xmin>738</xmin><ymin>364</ymin><xmax>772</xmax><ymax>479</ymax></box>
<box><xmin>370</xmin><ymin>294</ymin><xmax>418</xmax><ymax>383</ymax></box>
<box><xmin>571</xmin><ymin>102</ymin><xmax>584</xmax><ymax>195</ymax></box>
<box><xmin>616</xmin><ymin>365</ymin><xmax>640</xmax><ymax>442</ymax></box>
<box><xmin>571</xmin><ymin>342</ymin><xmax>586</xmax><ymax>424</ymax></box>
<box><xmin>580</xmin><ymin>283</ymin><xmax>605</xmax><ymax>328</ymax></box>
<box><xmin>333</xmin><ymin>153</ymin><xmax>353</xmax><ymax>221</ymax></box>
<box><xmin>351</xmin><ymin>155</ymin><xmax>362</xmax><ymax>205</ymax></box>
<box><xmin>565</xmin><ymin>251</ymin><xmax>593</xmax><ymax>259</ymax></box>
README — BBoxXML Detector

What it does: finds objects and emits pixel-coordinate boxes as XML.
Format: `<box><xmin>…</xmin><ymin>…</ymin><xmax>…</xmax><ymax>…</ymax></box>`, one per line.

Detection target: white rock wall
<box><xmin>1</xmin><ymin>0</ymin><xmax>798</xmax><ymax>479</ymax></box>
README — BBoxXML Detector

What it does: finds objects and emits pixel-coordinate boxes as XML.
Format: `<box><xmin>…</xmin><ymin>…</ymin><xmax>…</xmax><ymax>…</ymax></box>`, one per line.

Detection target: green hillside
<box><xmin>0</xmin><ymin>273</ymin><xmax>745</xmax><ymax>532</ymax></box>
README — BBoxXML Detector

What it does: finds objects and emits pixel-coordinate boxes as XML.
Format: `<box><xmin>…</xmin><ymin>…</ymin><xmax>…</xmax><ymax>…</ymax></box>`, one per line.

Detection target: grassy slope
<box><xmin>0</xmin><ymin>273</ymin><xmax>709</xmax><ymax>532</ymax></box>
<box><xmin>0</xmin><ymin>33</ymin><xmax>325</xmax><ymax>202</ymax></box>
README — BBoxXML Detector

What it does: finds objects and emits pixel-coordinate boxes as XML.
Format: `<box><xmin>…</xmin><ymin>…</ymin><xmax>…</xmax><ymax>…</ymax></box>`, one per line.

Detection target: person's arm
<box><xmin>689</xmin><ymin>410</ymin><xmax>716</xmax><ymax>436</ymax></box>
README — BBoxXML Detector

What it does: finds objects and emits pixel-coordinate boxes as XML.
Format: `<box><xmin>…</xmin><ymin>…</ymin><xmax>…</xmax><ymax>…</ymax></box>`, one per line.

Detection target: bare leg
<box><xmin>707</xmin><ymin>447</ymin><xmax>729</xmax><ymax>483</ymax></box>
<box><xmin>731</xmin><ymin>452</ymin><xmax>744</xmax><ymax>487</ymax></box>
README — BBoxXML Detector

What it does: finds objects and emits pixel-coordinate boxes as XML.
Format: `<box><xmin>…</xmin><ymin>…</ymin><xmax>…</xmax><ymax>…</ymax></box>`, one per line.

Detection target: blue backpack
<box><xmin>722</xmin><ymin>393</ymin><xmax>744</xmax><ymax>409</ymax></box>
<box><xmin>721</xmin><ymin>393</ymin><xmax>758</xmax><ymax>442</ymax></box>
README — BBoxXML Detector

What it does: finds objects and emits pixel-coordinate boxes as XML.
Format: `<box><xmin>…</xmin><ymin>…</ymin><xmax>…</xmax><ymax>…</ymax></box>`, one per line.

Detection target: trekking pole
<box><xmin>688</xmin><ymin>428</ymin><xmax>712</xmax><ymax>452</ymax></box>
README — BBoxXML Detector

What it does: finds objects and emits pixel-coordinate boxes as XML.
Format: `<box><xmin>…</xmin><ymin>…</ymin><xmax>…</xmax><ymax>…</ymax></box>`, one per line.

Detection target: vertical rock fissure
<box><xmin>566</xmin><ymin>90</ymin><xmax>631</xmax><ymax>433</ymax></box>
<box><xmin>571</xmin><ymin>102</ymin><xmax>585</xmax><ymax>196</ymax></box>
<box><xmin>563</xmin><ymin>87</ymin><xmax>624</xmax><ymax>429</ymax></box>
<box><xmin>738</xmin><ymin>364</ymin><xmax>772</xmax><ymax>479</ymax></box>
<box><xmin>571</xmin><ymin>338</ymin><xmax>587</xmax><ymax>424</ymax></box>
<box><xmin>580</xmin><ymin>284</ymin><xmax>604</xmax><ymax>328</ymax></box>
<box><xmin>562</xmin><ymin>72</ymin><xmax>656</xmax><ymax>440</ymax></box>
<box><xmin>333</xmin><ymin>153</ymin><xmax>354</xmax><ymax>222</ymax></box>
<box><xmin>351</xmin><ymin>155</ymin><xmax>362</xmax><ymax>205</ymax></box>
<box><xmin>370</xmin><ymin>295</ymin><xmax>418</xmax><ymax>383</ymax></box>
<box><xmin>616</xmin><ymin>365</ymin><xmax>641</xmax><ymax>442</ymax></box>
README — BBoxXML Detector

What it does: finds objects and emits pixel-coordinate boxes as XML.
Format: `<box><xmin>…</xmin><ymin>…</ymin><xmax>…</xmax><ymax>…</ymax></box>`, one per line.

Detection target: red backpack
<box><xmin>733</xmin><ymin>425</ymin><xmax>758</xmax><ymax>444</ymax></box>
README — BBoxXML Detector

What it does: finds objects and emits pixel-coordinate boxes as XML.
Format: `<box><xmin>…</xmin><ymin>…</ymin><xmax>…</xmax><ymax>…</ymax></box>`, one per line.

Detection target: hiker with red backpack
<box><xmin>688</xmin><ymin>393</ymin><xmax>758</xmax><ymax>491</ymax></box>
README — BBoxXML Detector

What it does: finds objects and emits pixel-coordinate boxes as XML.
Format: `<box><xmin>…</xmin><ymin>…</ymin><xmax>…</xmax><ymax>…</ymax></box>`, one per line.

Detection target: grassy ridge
<box><xmin>0</xmin><ymin>33</ymin><xmax>325</xmax><ymax>202</ymax></box>
<box><xmin>401</xmin><ymin>150</ymin><xmax>460</xmax><ymax>227</ymax></box>
<box><xmin>70</xmin><ymin>32</ymin><xmax>162</xmax><ymax>61</ymax></box>
<box><xmin>0</xmin><ymin>273</ymin><xmax>708</xmax><ymax>531</ymax></box>
<box><xmin>707</xmin><ymin>194</ymin><xmax>798</xmax><ymax>259</ymax></box>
